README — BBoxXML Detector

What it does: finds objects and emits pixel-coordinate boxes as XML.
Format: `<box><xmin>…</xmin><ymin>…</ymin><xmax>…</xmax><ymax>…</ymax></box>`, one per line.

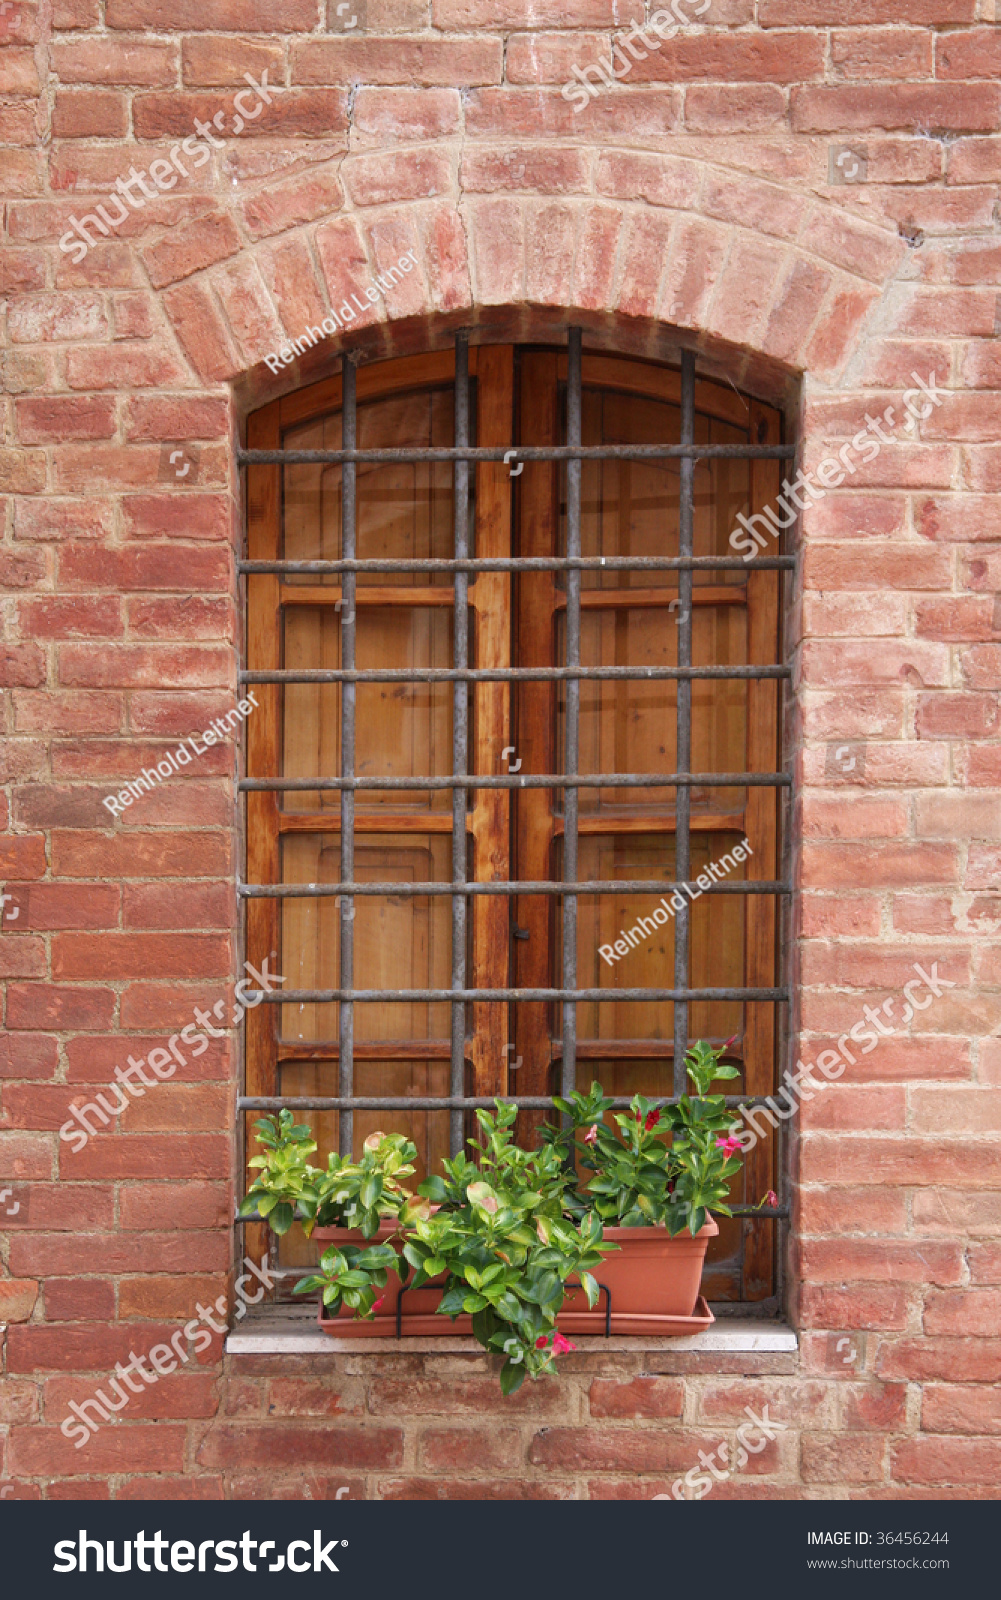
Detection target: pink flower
<box><xmin>722</xmin><ymin>1034</ymin><xmax>738</xmax><ymax>1052</ymax></box>
<box><xmin>583</xmin><ymin>1124</ymin><xmax>599</xmax><ymax>1145</ymax></box>
<box><xmin>551</xmin><ymin>1332</ymin><xmax>576</xmax><ymax>1356</ymax></box>
<box><xmin>536</xmin><ymin>1335</ymin><xmax>549</xmax><ymax>1349</ymax></box>
<box><xmin>372</xmin><ymin>1296</ymin><xmax>385</xmax><ymax>1313</ymax></box>
<box><xmin>764</xmin><ymin>1190</ymin><xmax>778</xmax><ymax>1208</ymax></box>
<box><xmin>715</xmin><ymin>1135</ymin><xmax>741</xmax><ymax>1158</ymax></box>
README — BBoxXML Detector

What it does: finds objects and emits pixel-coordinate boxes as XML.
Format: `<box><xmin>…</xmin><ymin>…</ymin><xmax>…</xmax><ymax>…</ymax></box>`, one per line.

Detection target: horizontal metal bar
<box><xmin>249</xmin><ymin>986</ymin><xmax>789</xmax><ymax>1003</ymax></box>
<box><xmin>240</xmin><ymin>772</ymin><xmax>791</xmax><ymax>791</ymax></box>
<box><xmin>240</xmin><ymin>666</ymin><xmax>791</xmax><ymax>684</ymax></box>
<box><xmin>238</xmin><ymin>444</ymin><xmax>797</xmax><ymax>465</ymax></box>
<box><xmin>239</xmin><ymin>880</ymin><xmax>791</xmax><ymax>898</ymax></box>
<box><xmin>239</xmin><ymin>1094</ymin><xmax>779</xmax><ymax>1111</ymax></box>
<box><xmin>239</xmin><ymin>1208</ymin><xmax>789</xmax><ymax>1232</ymax></box>
<box><xmin>240</xmin><ymin>556</ymin><xmax>794</xmax><ymax>574</ymax></box>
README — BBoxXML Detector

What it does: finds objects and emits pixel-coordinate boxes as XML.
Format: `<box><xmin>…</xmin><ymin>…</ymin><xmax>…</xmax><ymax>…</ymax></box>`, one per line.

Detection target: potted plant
<box><xmin>240</xmin><ymin>1040</ymin><xmax>754</xmax><ymax>1387</ymax></box>
<box><xmin>544</xmin><ymin>1038</ymin><xmax>745</xmax><ymax>1333</ymax></box>
<box><xmin>296</xmin><ymin>1103</ymin><xmax>613</xmax><ymax>1392</ymax></box>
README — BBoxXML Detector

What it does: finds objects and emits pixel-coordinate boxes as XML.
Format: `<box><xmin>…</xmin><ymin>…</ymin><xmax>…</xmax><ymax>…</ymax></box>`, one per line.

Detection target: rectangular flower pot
<box><xmin>556</xmin><ymin>1215</ymin><xmax>718</xmax><ymax>1335</ymax></box>
<box><xmin>313</xmin><ymin>1215</ymin><xmax>717</xmax><ymax>1339</ymax></box>
<box><xmin>312</xmin><ymin>1223</ymin><xmax>473</xmax><ymax>1338</ymax></box>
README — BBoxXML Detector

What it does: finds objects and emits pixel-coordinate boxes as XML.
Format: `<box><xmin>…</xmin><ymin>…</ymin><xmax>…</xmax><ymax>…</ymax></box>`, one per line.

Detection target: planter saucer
<box><xmin>556</xmin><ymin>1295</ymin><xmax>714</xmax><ymax>1338</ymax></box>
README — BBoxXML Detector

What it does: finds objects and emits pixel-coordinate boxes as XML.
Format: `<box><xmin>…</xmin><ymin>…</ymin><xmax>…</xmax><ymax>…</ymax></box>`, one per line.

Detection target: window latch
<box><xmin>512</xmin><ymin>926</ymin><xmax>531</xmax><ymax>941</ymax></box>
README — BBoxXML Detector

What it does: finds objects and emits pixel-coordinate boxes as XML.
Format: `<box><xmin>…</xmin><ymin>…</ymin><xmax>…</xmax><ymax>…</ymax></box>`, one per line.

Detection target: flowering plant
<box><xmin>238</xmin><ymin>1110</ymin><xmax>419</xmax><ymax>1238</ymax></box>
<box><xmin>402</xmin><ymin>1103</ymin><xmax>612</xmax><ymax>1393</ymax></box>
<box><xmin>545</xmin><ymin>1039</ymin><xmax>744</xmax><ymax>1235</ymax></box>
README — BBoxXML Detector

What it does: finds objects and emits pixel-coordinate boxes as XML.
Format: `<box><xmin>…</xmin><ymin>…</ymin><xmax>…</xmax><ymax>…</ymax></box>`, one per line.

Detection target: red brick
<box><xmin>799</xmin><ymin>1239</ymin><xmax>963</xmax><ymax>1286</ymax></box>
<box><xmin>0</xmin><ymin>1032</ymin><xmax>59</xmax><ymax>1080</ymax></box>
<box><xmin>6</xmin><ymin>984</ymin><xmax>115</xmax><ymax>1031</ymax></box>
<box><xmin>892</xmin><ymin>1436</ymin><xmax>1001</xmax><ymax>1486</ymax></box>
<box><xmin>52</xmin><ymin>90</ymin><xmax>129</xmax><ymax>139</ymax></box>
<box><xmin>0</xmin><ymin>644</ymin><xmax>46</xmax><ymax>688</ymax></box>
<box><xmin>418</xmin><ymin>1427</ymin><xmax>522</xmax><ymax>1472</ymax></box>
<box><xmin>61</xmin><ymin>1133</ymin><xmax>230</xmax><ymax>1181</ymax></box>
<box><xmin>792</xmin><ymin>84</ymin><xmax>1000</xmax><ymax>134</ymax></box>
<box><xmin>924</xmin><ymin>1289</ymin><xmax>1001</xmax><ymax>1337</ymax></box>
<box><xmin>528</xmin><ymin>1429</ymin><xmax>718</xmax><ymax>1473</ymax></box>
<box><xmin>798</xmin><ymin>1283</ymin><xmax>912</xmax><ymax>1330</ymax></box>
<box><xmin>18</xmin><ymin>595</ymin><xmax>121</xmax><ymax>638</ymax></box>
<box><xmin>108</xmin><ymin>0</ymin><xmax>315</xmax><ymax>27</ymax></box>
<box><xmin>181</xmin><ymin>34</ymin><xmax>285</xmax><ymax>87</ymax></box>
<box><xmin>801</xmin><ymin>1435</ymin><xmax>886</xmax><ymax>1483</ymax></box>
<box><xmin>196</xmin><ymin>1425</ymin><xmax>403</xmax><ymax>1470</ymax></box>
<box><xmin>294</xmin><ymin>36</ymin><xmax>501</xmax><ymax>87</ymax></box>
<box><xmin>10</xmin><ymin>1425</ymin><xmax>186</xmax><ymax>1475</ymax></box>
<box><xmin>120</xmin><ymin>1183</ymin><xmax>230</xmax><ymax>1232</ymax></box>
<box><xmin>51</xmin><ymin>828</ymin><xmax>232</xmax><ymax>878</ymax></box>
<box><xmin>589</xmin><ymin>1378</ymin><xmax>684</xmax><ymax>1419</ymax></box>
<box><xmin>44</xmin><ymin>1278</ymin><xmax>116</xmax><ymax>1321</ymax></box>
<box><xmin>15</xmin><ymin>395</ymin><xmax>116</xmax><ymax>443</ymax></box>
<box><xmin>52</xmin><ymin>931</ymin><xmax>230</xmax><ymax>980</ymax></box>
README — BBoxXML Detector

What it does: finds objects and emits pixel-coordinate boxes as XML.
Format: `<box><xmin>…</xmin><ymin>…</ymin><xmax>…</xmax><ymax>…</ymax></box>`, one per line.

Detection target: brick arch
<box><xmin>153</xmin><ymin>161</ymin><xmax>907</xmax><ymax>413</ymax></box>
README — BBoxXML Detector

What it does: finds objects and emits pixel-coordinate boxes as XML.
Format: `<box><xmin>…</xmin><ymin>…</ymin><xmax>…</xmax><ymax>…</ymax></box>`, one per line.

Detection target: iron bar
<box><xmin>239</xmin><ymin>880</ymin><xmax>791</xmax><ymax>898</ymax></box>
<box><xmin>238</xmin><ymin>444</ymin><xmax>797</xmax><ymax>465</ymax></box>
<box><xmin>338</xmin><ymin>356</ymin><xmax>356</xmax><ymax>1158</ymax></box>
<box><xmin>451</xmin><ymin>332</ymin><xmax>470</xmax><ymax>1157</ymax></box>
<box><xmin>563</xmin><ymin>327</ymin><xmax>582</xmax><ymax>1108</ymax></box>
<box><xmin>240</xmin><ymin>1094</ymin><xmax>781</xmax><ymax>1111</ymax></box>
<box><xmin>239</xmin><ymin>666</ymin><xmax>790</xmax><ymax>683</ymax></box>
<box><xmin>242</xmin><ymin>555</ymin><xmax>793</xmax><ymax>573</ymax></box>
<box><xmin>249</xmin><ymin>986</ymin><xmax>788</xmax><ymax>1002</ymax></box>
<box><xmin>674</xmin><ymin>351</ymin><xmax>695</xmax><ymax>1098</ymax></box>
<box><xmin>240</xmin><ymin>771</ymin><xmax>791</xmax><ymax>791</ymax></box>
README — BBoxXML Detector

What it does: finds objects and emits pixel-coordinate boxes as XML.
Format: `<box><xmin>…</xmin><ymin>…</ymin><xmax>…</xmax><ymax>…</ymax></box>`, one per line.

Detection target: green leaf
<box><xmin>580</xmin><ymin>1270</ymin><xmax>599</xmax><ymax>1308</ymax></box>
<box><xmin>499</xmin><ymin>1359</ymin><xmax>526</xmax><ymax>1396</ymax></box>
<box><xmin>269</xmin><ymin>1201</ymin><xmax>295</xmax><ymax>1235</ymax></box>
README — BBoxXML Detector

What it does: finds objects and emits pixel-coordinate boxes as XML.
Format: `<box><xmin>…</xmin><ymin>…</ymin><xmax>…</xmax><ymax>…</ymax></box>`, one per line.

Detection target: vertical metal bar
<box><xmin>450</xmin><ymin>332</ymin><xmax>470</xmax><ymax>1156</ymax></box>
<box><xmin>562</xmin><ymin>328</ymin><xmax>582</xmax><ymax>1106</ymax></box>
<box><xmin>338</xmin><ymin>357</ymin><xmax>356</xmax><ymax>1157</ymax></box>
<box><xmin>673</xmin><ymin>350</ymin><xmax>696</xmax><ymax>1097</ymax></box>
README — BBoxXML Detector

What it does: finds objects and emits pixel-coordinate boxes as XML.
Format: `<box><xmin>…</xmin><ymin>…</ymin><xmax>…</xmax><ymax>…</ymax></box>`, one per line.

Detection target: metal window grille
<box><xmin>235</xmin><ymin>329</ymin><xmax>796</xmax><ymax>1252</ymax></box>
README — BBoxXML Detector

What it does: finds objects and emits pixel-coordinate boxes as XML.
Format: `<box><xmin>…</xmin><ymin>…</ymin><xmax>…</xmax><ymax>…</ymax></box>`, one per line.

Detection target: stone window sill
<box><xmin>226</xmin><ymin>1304</ymin><xmax>798</xmax><ymax>1357</ymax></box>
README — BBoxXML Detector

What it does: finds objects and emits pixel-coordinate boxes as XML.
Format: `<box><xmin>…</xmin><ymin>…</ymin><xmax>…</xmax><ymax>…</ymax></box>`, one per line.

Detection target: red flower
<box><xmin>715</xmin><ymin>1134</ymin><xmax>741</xmax><ymax>1158</ymax></box>
<box><xmin>552</xmin><ymin>1332</ymin><xmax>576</xmax><ymax>1355</ymax></box>
<box><xmin>536</xmin><ymin>1335</ymin><xmax>549</xmax><ymax>1349</ymax></box>
<box><xmin>764</xmin><ymin>1189</ymin><xmax>778</xmax><ymax>1208</ymax></box>
<box><xmin>583</xmin><ymin>1124</ymin><xmax>599</xmax><ymax>1145</ymax></box>
<box><xmin>644</xmin><ymin>1110</ymin><xmax>660</xmax><ymax>1132</ymax></box>
<box><xmin>372</xmin><ymin>1296</ymin><xmax>385</xmax><ymax>1313</ymax></box>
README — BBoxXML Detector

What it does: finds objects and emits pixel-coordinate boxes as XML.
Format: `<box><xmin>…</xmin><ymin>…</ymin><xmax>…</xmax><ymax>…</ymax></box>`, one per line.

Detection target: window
<box><xmin>239</xmin><ymin>334</ymin><xmax>793</xmax><ymax>1306</ymax></box>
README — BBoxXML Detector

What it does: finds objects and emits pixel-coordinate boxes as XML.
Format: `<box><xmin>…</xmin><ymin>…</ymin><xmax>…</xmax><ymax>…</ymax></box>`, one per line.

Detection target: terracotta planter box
<box><xmin>557</xmin><ymin>1216</ymin><xmax>718</xmax><ymax>1336</ymax></box>
<box><xmin>312</xmin><ymin>1223</ymin><xmax>473</xmax><ymax>1338</ymax></box>
<box><xmin>313</xmin><ymin>1215</ymin><xmax>716</xmax><ymax>1339</ymax></box>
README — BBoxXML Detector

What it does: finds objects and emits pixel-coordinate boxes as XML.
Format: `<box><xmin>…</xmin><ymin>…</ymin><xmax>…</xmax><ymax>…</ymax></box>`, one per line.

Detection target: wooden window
<box><xmin>242</xmin><ymin>337</ymin><xmax>790</xmax><ymax>1304</ymax></box>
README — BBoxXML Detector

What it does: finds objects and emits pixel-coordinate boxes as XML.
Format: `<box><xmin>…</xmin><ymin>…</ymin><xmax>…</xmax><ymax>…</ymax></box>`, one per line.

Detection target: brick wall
<box><xmin>2</xmin><ymin>0</ymin><xmax>1000</xmax><ymax>1499</ymax></box>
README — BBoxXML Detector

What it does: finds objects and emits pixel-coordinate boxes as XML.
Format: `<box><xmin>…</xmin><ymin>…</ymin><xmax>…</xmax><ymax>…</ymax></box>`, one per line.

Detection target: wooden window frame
<box><xmin>239</xmin><ymin>332</ymin><xmax>794</xmax><ymax>1306</ymax></box>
